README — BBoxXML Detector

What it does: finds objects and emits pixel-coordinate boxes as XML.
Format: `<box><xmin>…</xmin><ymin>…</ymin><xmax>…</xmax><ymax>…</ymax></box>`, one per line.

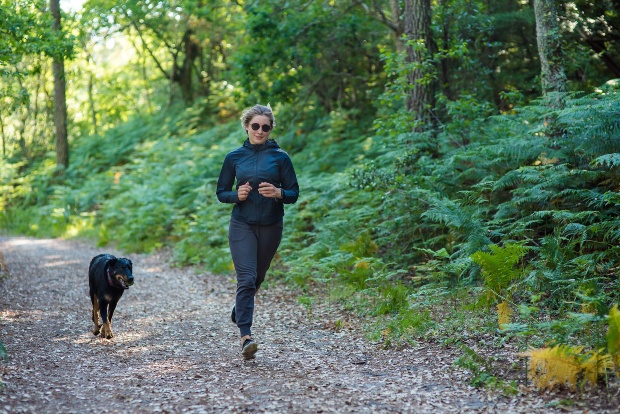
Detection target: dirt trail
<box><xmin>0</xmin><ymin>236</ymin><xmax>613</xmax><ymax>413</ymax></box>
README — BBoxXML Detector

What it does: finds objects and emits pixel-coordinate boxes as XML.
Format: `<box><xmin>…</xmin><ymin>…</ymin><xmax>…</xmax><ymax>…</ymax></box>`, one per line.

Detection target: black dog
<box><xmin>88</xmin><ymin>254</ymin><xmax>134</xmax><ymax>338</ymax></box>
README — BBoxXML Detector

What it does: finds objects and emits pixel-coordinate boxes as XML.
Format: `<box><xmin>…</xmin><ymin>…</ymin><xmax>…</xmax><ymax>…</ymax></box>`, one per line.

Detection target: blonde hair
<box><xmin>240</xmin><ymin>104</ymin><xmax>276</xmax><ymax>130</ymax></box>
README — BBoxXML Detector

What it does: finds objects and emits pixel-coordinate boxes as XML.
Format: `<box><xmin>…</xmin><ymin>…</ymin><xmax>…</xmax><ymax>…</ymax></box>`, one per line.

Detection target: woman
<box><xmin>216</xmin><ymin>104</ymin><xmax>299</xmax><ymax>360</ymax></box>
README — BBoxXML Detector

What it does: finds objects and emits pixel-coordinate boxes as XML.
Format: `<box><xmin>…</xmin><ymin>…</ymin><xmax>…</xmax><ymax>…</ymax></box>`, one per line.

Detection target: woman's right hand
<box><xmin>237</xmin><ymin>182</ymin><xmax>252</xmax><ymax>201</ymax></box>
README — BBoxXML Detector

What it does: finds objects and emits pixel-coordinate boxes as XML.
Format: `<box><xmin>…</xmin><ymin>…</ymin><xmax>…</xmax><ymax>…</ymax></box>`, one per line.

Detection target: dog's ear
<box><xmin>106</xmin><ymin>258</ymin><xmax>118</xmax><ymax>269</ymax></box>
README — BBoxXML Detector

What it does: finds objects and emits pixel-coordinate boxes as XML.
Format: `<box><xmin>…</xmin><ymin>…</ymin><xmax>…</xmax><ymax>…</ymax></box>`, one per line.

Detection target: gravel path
<box><xmin>0</xmin><ymin>236</ymin><xmax>616</xmax><ymax>413</ymax></box>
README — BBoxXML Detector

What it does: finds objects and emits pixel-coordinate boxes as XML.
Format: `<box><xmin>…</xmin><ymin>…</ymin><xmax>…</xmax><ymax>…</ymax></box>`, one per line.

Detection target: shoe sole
<box><xmin>242</xmin><ymin>342</ymin><xmax>258</xmax><ymax>360</ymax></box>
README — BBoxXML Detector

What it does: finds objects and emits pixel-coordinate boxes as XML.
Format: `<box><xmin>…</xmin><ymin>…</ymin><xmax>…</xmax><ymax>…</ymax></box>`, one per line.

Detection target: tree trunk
<box><xmin>88</xmin><ymin>72</ymin><xmax>98</xmax><ymax>136</ymax></box>
<box><xmin>439</xmin><ymin>0</ymin><xmax>453</xmax><ymax>101</ymax></box>
<box><xmin>404</xmin><ymin>0</ymin><xmax>434</xmax><ymax>133</ymax></box>
<box><xmin>178</xmin><ymin>29</ymin><xmax>201</xmax><ymax>104</ymax></box>
<box><xmin>50</xmin><ymin>0</ymin><xmax>69</xmax><ymax>169</ymax></box>
<box><xmin>533</xmin><ymin>0</ymin><xmax>566</xmax><ymax>108</ymax></box>
<box><xmin>34</xmin><ymin>68</ymin><xmax>40</xmax><ymax>144</ymax></box>
<box><xmin>390</xmin><ymin>0</ymin><xmax>405</xmax><ymax>53</ymax></box>
<box><xmin>16</xmin><ymin>78</ymin><xmax>28</xmax><ymax>157</ymax></box>
<box><xmin>141</xmin><ymin>54</ymin><xmax>153</xmax><ymax>113</ymax></box>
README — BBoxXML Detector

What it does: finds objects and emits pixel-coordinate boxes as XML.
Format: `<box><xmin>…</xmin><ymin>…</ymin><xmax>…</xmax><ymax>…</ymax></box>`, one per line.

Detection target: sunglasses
<box><xmin>250</xmin><ymin>123</ymin><xmax>272</xmax><ymax>133</ymax></box>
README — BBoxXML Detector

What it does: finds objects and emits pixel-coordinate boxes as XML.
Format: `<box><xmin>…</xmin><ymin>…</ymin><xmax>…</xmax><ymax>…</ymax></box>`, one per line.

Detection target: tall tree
<box><xmin>1</xmin><ymin>1</ymin><xmax>50</xmax><ymax>159</ymax></box>
<box><xmin>403</xmin><ymin>0</ymin><xmax>434</xmax><ymax>132</ymax></box>
<box><xmin>82</xmin><ymin>0</ymin><xmax>239</xmax><ymax>106</ymax></box>
<box><xmin>533</xmin><ymin>0</ymin><xmax>566</xmax><ymax>107</ymax></box>
<box><xmin>50</xmin><ymin>0</ymin><xmax>68</xmax><ymax>169</ymax></box>
<box><xmin>359</xmin><ymin>0</ymin><xmax>405</xmax><ymax>52</ymax></box>
<box><xmin>236</xmin><ymin>0</ymin><xmax>387</xmax><ymax>114</ymax></box>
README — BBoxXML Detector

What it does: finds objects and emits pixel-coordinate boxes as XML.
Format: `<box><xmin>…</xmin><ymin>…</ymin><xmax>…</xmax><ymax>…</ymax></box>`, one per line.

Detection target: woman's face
<box><xmin>245</xmin><ymin>115</ymin><xmax>272</xmax><ymax>145</ymax></box>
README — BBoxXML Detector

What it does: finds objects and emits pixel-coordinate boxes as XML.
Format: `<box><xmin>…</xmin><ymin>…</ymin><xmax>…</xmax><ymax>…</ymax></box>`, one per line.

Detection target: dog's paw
<box><xmin>93</xmin><ymin>324</ymin><xmax>101</xmax><ymax>336</ymax></box>
<box><xmin>100</xmin><ymin>323</ymin><xmax>114</xmax><ymax>339</ymax></box>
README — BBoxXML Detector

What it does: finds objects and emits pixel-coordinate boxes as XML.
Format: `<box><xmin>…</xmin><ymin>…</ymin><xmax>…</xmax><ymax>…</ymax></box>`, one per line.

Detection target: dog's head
<box><xmin>107</xmin><ymin>257</ymin><xmax>134</xmax><ymax>289</ymax></box>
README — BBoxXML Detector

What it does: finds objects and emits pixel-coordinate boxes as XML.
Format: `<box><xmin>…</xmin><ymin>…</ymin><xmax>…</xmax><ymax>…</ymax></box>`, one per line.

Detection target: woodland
<box><xmin>1</xmin><ymin>0</ymin><xmax>620</xmax><ymax>398</ymax></box>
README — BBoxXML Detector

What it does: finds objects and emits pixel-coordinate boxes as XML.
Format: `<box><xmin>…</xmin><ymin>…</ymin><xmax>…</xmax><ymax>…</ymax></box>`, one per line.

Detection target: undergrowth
<box><xmin>2</xmin><ymin>84</ymin><xmax>620</xmax><ymax>393</ymax></box>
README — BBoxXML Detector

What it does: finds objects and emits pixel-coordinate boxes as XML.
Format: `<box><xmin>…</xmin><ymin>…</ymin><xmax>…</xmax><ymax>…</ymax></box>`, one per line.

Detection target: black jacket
<box><xmin>216</xmin><ymin>139</ymin><xmax>299</xmax><ymax>225</ymax></box>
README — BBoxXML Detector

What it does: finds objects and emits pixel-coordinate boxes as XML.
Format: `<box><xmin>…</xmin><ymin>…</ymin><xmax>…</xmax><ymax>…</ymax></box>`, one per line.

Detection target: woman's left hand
<box><xmin>258</xmin><ymin>182</ymin><xmax>282</xmax><ymax>199</ymax></box>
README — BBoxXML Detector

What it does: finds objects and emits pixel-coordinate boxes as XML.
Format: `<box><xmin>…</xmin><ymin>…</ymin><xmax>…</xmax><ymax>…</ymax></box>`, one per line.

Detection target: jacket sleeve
<box><xmin>280</xmin><ymin>154</ymin><xmax>299</xmax><ymax>204</ymax></box>
<box><xmin>216</xmin><ymin>154</ymin><xmax>239</xmax><ymax>204</ymax></box>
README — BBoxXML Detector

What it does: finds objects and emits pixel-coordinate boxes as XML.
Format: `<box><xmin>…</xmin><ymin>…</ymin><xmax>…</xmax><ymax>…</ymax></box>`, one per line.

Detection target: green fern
<box><xmin>608</xmin><ymin>305</ymin><xmax>620</xmax><ymax>365</ymax></box>
<box><xmin>471</xmin><ymin>243</ymin><xmax>528</xmax><ymax>305</ymax></box>
<box><xmin>593</xmin><ymin>154</ymin><xmax>620</xmax><ymax>169</ymax></box>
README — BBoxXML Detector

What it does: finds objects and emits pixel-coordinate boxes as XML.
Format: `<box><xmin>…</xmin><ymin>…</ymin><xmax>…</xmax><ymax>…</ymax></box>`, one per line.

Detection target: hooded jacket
<box><xmin>216</xmin><ymin>139</ymin><xmax>299</xmax><ymax>225</ymax></box>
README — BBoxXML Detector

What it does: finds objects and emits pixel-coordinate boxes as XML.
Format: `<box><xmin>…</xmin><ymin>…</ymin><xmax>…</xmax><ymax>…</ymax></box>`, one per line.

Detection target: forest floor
<box><xmin>0</xmin><ymin>236</ymin><xmax>617</xmax><ymax>413</ymax></box>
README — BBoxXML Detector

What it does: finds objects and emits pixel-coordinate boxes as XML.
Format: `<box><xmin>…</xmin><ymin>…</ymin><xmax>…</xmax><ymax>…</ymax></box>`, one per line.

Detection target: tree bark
<box><xmin>34</xmin><ymin>68</ymin><xmax>40</xmax><ymax>144</ymax></box>
<box><xmin>141</xmin><ymin>54</ymin><xmax>153</xmax><ymax>113</ymax></box>
<box><xmin>50</xmin><ymin>0</ymin><xmax>69</xmax><ymax>169</ymax></box>
<box><xmin>178</xmin><ymin>29</ymin><xmax>199</xmax><ymax>104</ymax></box>
<box><xmin>88</xmin><ymin>72</ymin><xmax>98</xmax><ymax>136</ymax></box>
<box><xmin>16</xmin><ymin>78</ymin><xmax>28</xmax><ymax>156</ymax></box>
<box><xmin>533</xmin><ymin>0</ymin><xmax>566</xmax><ymax>108</ymax></box>
<box><xmin>404</xmin><ymin>0</ymin><xmax>434</xmax><ymax>132</ymax></box>
<box><xmin>438</xmin><ymin>0</ymin><xmax>453</xmax><ymax>101</ymax></box>
<box><xmin>390</xmin><ymin>0</ymin><xmax>404</xmax><ymax>53</ymax></box>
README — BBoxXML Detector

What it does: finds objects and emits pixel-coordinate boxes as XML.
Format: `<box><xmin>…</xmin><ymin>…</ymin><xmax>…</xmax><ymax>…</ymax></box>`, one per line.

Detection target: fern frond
<box><xmin>593</xmin><ymin>153</ymin><xmax>620</xmax><ymax>169</ymax></box>
<box><xmin>523</xmin><ymin>345</ymin><xmax>584</xmax><ymax>390</ymax></box>
<box><xmin>556</xmin><ymin>189</ymin><xmax>606</xmax><ymax>209</ymax></box>
<box><xmin>561</xmin><ymin>223</ymin><xmax>587</xmax><ymax>239</ymax></box>
<box><xmin>529</xmin><ymin>210</ymin><xmax>598</xmax><ymax>225</ymax></box>
<box><xmin>602</xmin><ymin>219</ymin><xmax>620</xmax><ymax>243</ymax></box>
<box><xmin>608</xmin><ymin>305</ymin><xmax>620</xmax><ymax>366</ymax></box>
<box><xmin>581</xmin><ymin>350</ymin><xmax>613</xmax><ymax>386</ymax></box>
<box><xmin>493</xmin><ymin>167</ymin><xmax>544</xmax><ymax>191</ymax></box>
<box><xmin>456</xmin><ymin>190</ymin><xmax>488</xmax><ymax>206</ymax></box>
<box><xmin>471</xmin><ymin>243</ymin><xmax>528</xmax><ymax>302</ymax></box>
<box><xmin>497</xmin><ymin>301</ymin><xmax>513</xmax><ymax>328</ymax></box>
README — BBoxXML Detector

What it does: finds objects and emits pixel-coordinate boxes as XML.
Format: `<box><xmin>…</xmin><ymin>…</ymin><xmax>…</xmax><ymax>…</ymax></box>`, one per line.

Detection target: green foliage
<box><xmin>1</xmin><ymin>104</ymin><xmax>237</xmax><ymax>264</ymax></box>
<box><xmin>556</xmin><ymin>1</ymin><xmax>620</xmax><ymax>90</ymax></box>
<box><xmin>608</xmin><ymin>305</ymin><xmax>620</xmax><ymax>362</ymax></box>
<box><xmin>297</xmin><ymin>295</ymin><xmax>314</xmax><ymax>316</ymax></box>
<box><xmin>368</xmin><ymin>308</ymin><xmax>433</xmax><ymax>347</ymax></box>
<box><xmin>471</xmin><ymin>243</ymin><xmax>528</xmax><ymax>305</ymax></box>
<box><xmin>0</xmin><ymin>1</ymin><xmax>60</xmax><ymax>69</ymax></box>
<box><xmin>374</xmin><ymin>282</ymin><xmax>410</xmax><ymax>315</ymax></box>
<box><xmin>454</xmin><ymin>343</ymin><xmax>518</xmax><ymax>395</ymax></box>
<box><xmin>0</xmin><ymin>1</ymin><xmax>77</xmax><ymax>161</ymax></box>
<box><xmin>233</xmin><ymin>0</ymin><xmax>388</xmax><ymax>113</ymax></box>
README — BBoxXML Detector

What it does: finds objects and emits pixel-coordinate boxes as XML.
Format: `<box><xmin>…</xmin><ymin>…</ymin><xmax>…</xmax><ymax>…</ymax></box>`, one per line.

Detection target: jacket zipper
<box><xmin>255</xmin><ymin>148</ymin><xmax>260</xmax><ymax>226</ymax></box>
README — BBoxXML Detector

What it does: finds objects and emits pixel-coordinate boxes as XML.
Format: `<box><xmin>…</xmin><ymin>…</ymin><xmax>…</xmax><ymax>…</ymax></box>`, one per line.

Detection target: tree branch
<box><xmin>128</xmin><ymin>19</ymin><xmax>170</xmax><ymax>79</ymax></box>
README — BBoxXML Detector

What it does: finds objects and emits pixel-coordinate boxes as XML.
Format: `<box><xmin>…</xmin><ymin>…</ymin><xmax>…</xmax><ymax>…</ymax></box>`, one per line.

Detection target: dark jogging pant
<box><xmin>228</xmin><ymin>217</ymin><xmax>283</xmax><ymax>337</ymax></box>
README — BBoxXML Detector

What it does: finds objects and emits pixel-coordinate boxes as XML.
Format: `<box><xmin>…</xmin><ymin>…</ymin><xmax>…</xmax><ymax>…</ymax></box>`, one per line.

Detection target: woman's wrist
<box><xmin>279</xmin><ymin>188</ymin><xmax>285</xmax><ymax>199</ymax></box>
